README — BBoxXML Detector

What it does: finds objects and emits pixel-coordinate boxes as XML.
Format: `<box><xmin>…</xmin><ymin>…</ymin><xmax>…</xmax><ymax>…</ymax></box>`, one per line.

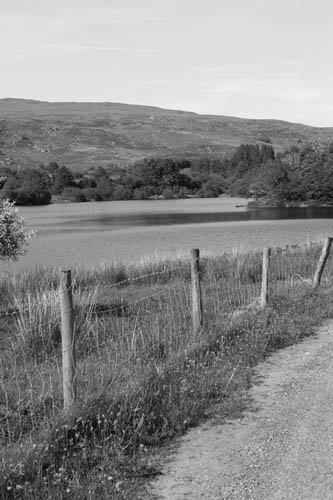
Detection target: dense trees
<box><xmin>1</xmin><ymin>169</ymin><xmax>51</xmax><ymax>205</ymax></box>
<box><xmin>1</xmin><ymin>143</ymin><xmax>332</xmax><ymax>205</ymax></box>
<box><xmin>131</xmin><ymin>157</ymin><xmax>194</xmax><ymax>197</ymax></box>
<box><xmin>50</xmin><ymin>165</ymin><xmax>75</xmax><ymax>195</ymax></box>
<box><xmin>249</xmin><ymin>144</ymin><xmax>333</xmax><ymax>203</ymax></box>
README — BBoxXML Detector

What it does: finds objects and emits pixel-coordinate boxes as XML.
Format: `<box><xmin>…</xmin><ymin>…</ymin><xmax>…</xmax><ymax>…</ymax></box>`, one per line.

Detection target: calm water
<box><xmin>45</xmin><ymin>205</ymin><xmax>333</xmax><ymax>230</ymax></box>
<box><xmin>11</xmin><ymin>198</ymin><xmax>333</xmax><ymax>270</ymax></box>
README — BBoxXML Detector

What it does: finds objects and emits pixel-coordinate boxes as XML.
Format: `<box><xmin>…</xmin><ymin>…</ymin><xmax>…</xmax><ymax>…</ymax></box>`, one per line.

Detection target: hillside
<box><xmin>0</xmin><ymin>98</ymin><xmax>332</xmax><ymax>171</ymax></box>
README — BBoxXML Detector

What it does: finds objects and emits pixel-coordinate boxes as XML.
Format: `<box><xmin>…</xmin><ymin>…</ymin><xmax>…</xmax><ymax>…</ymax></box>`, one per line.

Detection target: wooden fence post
<box><xmin>59</xmin><ymin>270</ymin><xmax>76</xmax><ymax>410</ymax></box>
<box><xmin>312</xmin><ymin>237</ymin><xmax>333</xmax><ymax>289</ymax></box>
<box><xmin>260</xmin><ymin>247</ymin><xmax>271</xmax><ymax>310</ymax></box>
<box><xmin>190</xmin><ymin>248</ymin><xmax>203</xmax><ymax>336</ymax></box>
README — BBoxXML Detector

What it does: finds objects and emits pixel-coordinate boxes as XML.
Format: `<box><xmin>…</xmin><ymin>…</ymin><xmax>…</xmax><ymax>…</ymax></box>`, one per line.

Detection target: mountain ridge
<box><xmin>0</xmin><ymin>98</ymin><xmax>332</xmax><ymax>171</ymax></box>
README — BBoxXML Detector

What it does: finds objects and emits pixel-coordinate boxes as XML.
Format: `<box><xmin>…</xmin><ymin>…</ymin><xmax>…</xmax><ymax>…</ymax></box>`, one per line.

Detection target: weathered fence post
<box><xmin>59</xmin><ymin>270</ymin><xmax>76</xmax><ymax>410</ymax></box>
<box><xmin>260</xmin><ymin>247</ymin><xmax>271</xmax><ymax>310</ymax></box>
<box><xmin>312</xmin><ymin>237</ymin><xmax>333</xmax><ymax>289</ymax></box>
<box><xmin>190</xmin><ymin>248</ymin><xmax>203</xmax><ymax>336</ymax></box>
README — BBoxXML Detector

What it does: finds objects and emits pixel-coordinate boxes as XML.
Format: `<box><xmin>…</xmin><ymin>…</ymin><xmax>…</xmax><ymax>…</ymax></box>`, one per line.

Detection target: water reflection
<box><xmin>60</xmin><ymin>206</ymin><xmax>333</xmax><ymax>230</ymax></box>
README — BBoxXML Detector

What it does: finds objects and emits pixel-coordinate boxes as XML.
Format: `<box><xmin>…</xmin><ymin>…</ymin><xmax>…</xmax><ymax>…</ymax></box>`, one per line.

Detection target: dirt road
<box><xmin>151</xmin><ymin>321</ymin><xmax>333</xmax><ymax>500</ymax></box>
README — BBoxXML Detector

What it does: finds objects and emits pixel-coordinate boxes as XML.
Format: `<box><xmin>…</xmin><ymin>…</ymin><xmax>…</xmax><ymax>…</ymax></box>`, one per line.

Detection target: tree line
<box><xmin>0</xmin><ymin>143</ymin><xmax>332</xmax><ymax>205</ymax></box>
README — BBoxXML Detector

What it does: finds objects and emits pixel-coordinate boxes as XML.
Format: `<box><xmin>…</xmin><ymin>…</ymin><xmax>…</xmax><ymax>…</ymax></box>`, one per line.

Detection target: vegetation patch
<box><xmin>0</xmin><ymin>245</ymin><xmax>332</xmax><ymax>499</ymax></box>
<box><xmin>1</xmin><ymin>142</ymin><xmax>333</xmax><ymax>207</ymax></box>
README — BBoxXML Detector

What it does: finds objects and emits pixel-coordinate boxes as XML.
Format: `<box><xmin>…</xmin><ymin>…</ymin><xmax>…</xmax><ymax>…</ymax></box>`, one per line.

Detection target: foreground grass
<box><xmin>0</xmin><ymin>243</ymin><xmax>332</xmax><ymax>499</ymax></box>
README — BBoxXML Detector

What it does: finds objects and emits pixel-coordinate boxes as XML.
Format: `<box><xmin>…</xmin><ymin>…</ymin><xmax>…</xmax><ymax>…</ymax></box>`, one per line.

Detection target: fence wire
<box><xmin>1</xmin><ymin>241</ymin><xmax>332</xmax><ymax>447</ymax></box>
<box><xmin>269</xmin><ymin>245</ymin><xmax>329</xmax><ymax>294</ymax></box>
<box><xmin>0</xmin><ymin>278</ymin><xmax>193</xmax><ymax>446</ymax></box>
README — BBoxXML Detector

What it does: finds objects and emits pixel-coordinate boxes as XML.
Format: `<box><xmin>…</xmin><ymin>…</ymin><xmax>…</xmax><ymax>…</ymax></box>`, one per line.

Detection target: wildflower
<box><xmin>115</xmin><ymin>481</ymin><xmax>123</xmax><ymax>491</ymax></box>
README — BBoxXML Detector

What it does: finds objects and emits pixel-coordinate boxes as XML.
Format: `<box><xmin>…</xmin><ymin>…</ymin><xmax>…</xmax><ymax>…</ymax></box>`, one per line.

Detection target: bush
<box><xmin>0</xmin><ymin>199</ymin><xmax>35</xmax><ymax>260</ymax></box>
<box><xmin>60</xmin><ymin>187</ymin><xmax>87</xmax><ymax>202</ymax></box>
<box><xmin>161</xmin><ymin>188</ymin><xmax>176</xmax><ymax>199</ymax></box>
<box><xmin>112</xmin><ymin>185</ymin><xmax>133</xmax><ymax>200</ymax></box>
<box><xmin>82</xmin><ymin>187</ymin><xmax>102</xmax><ymax>201</ymax></box>
<box><xmin>15</xmin><ymin>186</ymin><xmax>52</xmax><ymax>205</ymax></box>
<box><xmin>1</xmin><ymin>169</ymin><xmax>52</xmax><ymax>206</ymax></box>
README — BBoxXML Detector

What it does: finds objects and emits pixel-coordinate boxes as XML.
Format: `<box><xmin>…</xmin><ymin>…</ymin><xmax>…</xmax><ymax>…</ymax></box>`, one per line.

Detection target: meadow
<box><xmin>0</xmin><ymin>241</ymin><xmax>333</xmax><ymax>499</ymax></box>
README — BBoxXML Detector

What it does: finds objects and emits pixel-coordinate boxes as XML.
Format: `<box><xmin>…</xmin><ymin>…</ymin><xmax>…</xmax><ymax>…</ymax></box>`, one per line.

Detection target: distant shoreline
<box><xmin>247</xmin><ymin>199</ymin><xmax>333</xmax><ymax>209</ymax></box>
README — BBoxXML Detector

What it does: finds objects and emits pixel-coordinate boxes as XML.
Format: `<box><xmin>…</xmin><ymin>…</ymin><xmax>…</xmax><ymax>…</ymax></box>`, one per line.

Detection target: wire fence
<box><xmin>0</xmin><ymin>239</ymin><xmax>332</xmax><ymax>445</ymax></box>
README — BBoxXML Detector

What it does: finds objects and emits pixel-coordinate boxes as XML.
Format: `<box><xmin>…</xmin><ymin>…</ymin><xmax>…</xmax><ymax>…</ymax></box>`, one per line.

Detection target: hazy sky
<box><xmin>1</xmin><ymin>0</ymin><xmax>333</xmax><ymax>126</ymax></box>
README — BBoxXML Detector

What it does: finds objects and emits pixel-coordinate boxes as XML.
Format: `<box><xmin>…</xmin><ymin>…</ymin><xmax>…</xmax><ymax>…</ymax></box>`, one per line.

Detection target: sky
<box><xmin>1</xmin><ymin>0</ymin><xmax>333</xmax><ymax>126</ymax></box>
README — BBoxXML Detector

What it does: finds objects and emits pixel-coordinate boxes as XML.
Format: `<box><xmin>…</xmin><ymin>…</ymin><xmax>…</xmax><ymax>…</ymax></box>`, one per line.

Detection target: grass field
<box><xmin>0</xmin><ymin>243</ymin><xmax>332</xmax><ymax>499</ymax></box>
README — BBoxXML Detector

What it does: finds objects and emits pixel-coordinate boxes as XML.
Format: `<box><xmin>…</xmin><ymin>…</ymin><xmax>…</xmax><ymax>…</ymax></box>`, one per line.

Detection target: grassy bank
<box><xmin>0</xmin><ymin>243</ymin><xmax>332</xmax><ymax>499</ymax></box>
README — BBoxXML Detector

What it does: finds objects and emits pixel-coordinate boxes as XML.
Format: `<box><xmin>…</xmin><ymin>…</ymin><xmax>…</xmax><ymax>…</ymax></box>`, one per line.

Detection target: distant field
<box><xmin>0</xmin><ymin>98</ymin><xmax>332</xmax><ymax>171</ymax></box>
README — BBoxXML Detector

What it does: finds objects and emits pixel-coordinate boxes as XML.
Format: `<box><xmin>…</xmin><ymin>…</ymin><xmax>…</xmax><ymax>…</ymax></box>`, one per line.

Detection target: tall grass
<box><xmin>0</xmin><ymin>242</ymin><xmax>332</xmax><ymax>499</ymax></box>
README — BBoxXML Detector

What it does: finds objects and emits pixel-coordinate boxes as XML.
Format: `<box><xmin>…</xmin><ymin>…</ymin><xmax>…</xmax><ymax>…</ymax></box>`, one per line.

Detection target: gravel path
<box><xmin>151</xmin><ymin>321</ymin><xmax>333</xmax><ymax>500</ymax></box>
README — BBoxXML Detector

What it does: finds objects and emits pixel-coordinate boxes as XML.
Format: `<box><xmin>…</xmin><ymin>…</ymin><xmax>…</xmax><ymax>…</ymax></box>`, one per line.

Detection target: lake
<box><xmin>11</xmin><ymin>197</ymin><xmax>333</xmax><ymax>271</ymax></box>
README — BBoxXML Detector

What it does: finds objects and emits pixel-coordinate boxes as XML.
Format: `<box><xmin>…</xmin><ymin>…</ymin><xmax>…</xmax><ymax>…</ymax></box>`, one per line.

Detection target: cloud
<box><xmin>275</xmin><ymin>87</ymin><xmax>324</xmax><ymax>102</ymax></box>
<box><xmin>198</xmin><ymin>74</ymin><xmax>328</xmax><ymax>103</ymax></box>
<box><xmin>0</xmin><ymin>42</ymin><xmax>162</xmax><ymax>55</ymax></box>
<box><xmin>196</xmin><ymin>60</ymin><xmax>302</xmax><ymax>75</ymax></box>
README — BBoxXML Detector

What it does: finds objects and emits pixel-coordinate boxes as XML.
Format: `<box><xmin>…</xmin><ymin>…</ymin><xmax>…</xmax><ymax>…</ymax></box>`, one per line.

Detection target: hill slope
<box><xmin>0</xmin><ymin>98</ymin><xmax>332</xmax><ymax>171</ymax></box>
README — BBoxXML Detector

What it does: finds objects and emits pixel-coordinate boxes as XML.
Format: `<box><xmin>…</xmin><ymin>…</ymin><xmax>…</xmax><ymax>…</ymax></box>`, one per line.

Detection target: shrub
<box><xmin>1</xmin><ymin>170</ymin><xmax>52</xmax><ymax>206</ymax></box>
<box><xmin>15</xmin><ymin>186</ymin><xmax>52</xmax><ymax>205</ymax></box>
<box><xmin>0</xmin><ymin>199</ymin><xmax>35</xmax><ymax>260</ymax></box>
<box><xmin>60</xmin><ymin>187</ymin><xmax>87</xmax><ymax>202</ymax></box>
